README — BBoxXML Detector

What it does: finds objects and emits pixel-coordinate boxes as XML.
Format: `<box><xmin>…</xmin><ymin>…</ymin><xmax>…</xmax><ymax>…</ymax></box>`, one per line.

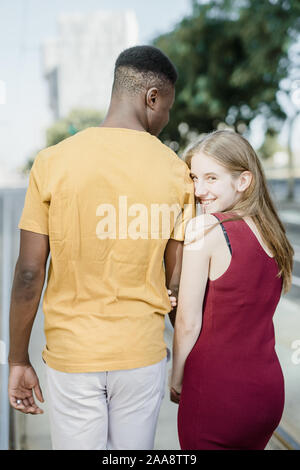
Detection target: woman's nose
<box><xmin>194</xmin><ymin>182</ymin><xmax>208</xmax><ymax>198</ymax></box>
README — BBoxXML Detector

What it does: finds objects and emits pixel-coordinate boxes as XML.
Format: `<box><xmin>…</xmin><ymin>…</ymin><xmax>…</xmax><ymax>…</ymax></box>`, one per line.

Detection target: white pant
<box><xmin>45</xmin><ymin>357</ymin><xmax>167</xmax><ymax>450</ymax></box>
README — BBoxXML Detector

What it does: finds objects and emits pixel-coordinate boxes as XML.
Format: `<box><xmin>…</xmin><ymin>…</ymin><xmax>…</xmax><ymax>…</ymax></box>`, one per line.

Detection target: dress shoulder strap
<box><xmin>211</xmin><ymin>212</ymin><xmax>233</xmax><ymax>255</ymax></box>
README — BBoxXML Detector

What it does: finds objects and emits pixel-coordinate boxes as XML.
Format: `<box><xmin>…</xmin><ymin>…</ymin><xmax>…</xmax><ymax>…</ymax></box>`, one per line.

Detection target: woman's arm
<box><xmin>170</xmin><ymin>215</ymin><xmax>213</xmax><ymax>398</ymax></box>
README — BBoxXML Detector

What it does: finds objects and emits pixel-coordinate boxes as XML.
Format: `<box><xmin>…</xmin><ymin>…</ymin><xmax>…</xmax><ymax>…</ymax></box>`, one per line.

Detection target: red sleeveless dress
<box><xmin>177</xmin><ymin>212</ymin><xmax>284</xmax><ymax>450</ymax></box>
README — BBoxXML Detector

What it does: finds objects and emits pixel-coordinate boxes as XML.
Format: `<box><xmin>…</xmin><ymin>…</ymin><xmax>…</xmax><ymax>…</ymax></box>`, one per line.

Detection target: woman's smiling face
<box><xmin>190</xmin><ymin>151</ymin><xmax>242</xmax><ymax>214</ymax></box>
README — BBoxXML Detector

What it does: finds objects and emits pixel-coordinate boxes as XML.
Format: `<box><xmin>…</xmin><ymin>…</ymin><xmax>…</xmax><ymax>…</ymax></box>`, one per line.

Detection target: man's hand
<box><xmin>8</xmin><ymin>364</ymin><xmax>44</xmax><ymax>414</ymax></box>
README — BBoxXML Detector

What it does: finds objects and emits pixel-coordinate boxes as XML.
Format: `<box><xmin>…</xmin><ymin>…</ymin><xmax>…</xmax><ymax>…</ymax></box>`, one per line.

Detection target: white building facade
<box><xmin>43</xmin><ymin>11</ymin><xmax>139</xmax><ymax>119</ymax></box>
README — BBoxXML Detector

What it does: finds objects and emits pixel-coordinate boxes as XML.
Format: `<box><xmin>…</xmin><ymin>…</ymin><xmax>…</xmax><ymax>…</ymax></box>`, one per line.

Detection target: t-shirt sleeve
<box><xmin>18</xmin><ymin>153</ymin><xmax>49</xmax><ymax>235</ymax></box>
<box><xmin>170</xmin><ymin>166</ymin><xmax>195</xmax><ymax>241</ymax></box>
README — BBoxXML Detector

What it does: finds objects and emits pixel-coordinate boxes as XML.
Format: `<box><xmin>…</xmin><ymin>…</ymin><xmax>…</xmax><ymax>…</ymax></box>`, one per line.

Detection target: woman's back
<box><xmin>178</xmin><ymin>211</ymin><xmax>284</xmax><ymax>450</ymax></box>
<box><xmin>208</xmin><ymin>213</ymin><xmax>274</xmax><ymax>280</ymax></box>
<box><xmin>200</xmin><ymin>212</ymin><xmax>282</xmax><ymax>358</ymax></box>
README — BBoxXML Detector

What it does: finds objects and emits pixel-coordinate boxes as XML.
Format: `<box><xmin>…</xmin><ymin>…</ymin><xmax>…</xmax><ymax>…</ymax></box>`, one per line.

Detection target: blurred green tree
<box><xmin>257</xmin><ymin>129</ymin><xmax>285</xmax><ymax>161</ymax></box>
<box><xmin>46</xmin><ymin>108</ymin><xmax>104</xmax><ymax>147</ymax></box>
<box><xmin>153</xmin><ymin>0</ymin><xmax>300</xmax><ymax>150</ymax></box>
<box><xmin>22</xmin><ymin>108</ymin><xmax>104</xmax><ymax>174</ymax></box>
<box><xmin>22</xmin><ymin>151</ymin><xmax>36</xmax><ymax>175</ymax></box>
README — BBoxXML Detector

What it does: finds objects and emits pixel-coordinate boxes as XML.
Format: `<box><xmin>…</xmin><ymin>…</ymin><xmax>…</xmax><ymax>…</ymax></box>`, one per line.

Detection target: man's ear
<box><xmin>146</xmin><ymin>87</ymin><xmax>158</xmax><ymax>109</ymax></box>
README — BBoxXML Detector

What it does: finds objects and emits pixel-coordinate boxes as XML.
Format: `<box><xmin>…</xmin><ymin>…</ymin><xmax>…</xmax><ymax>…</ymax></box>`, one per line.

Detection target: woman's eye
<box><xmin>208</xmin><ymin>176</ymin><xmax>216</xmax><ymax>181</ymax></box>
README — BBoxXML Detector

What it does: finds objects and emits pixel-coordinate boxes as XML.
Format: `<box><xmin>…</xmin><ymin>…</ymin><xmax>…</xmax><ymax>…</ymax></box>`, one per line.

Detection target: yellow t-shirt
<box><xmin>18</xmin><ymin>127</ymin><xmax>195</xmax><ymax>372</ymax></box>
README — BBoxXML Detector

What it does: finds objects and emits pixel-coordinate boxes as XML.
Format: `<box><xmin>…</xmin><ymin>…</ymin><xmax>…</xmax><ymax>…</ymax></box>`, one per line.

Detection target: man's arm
<box><xmin>9</xmin><ymin>230</ymin><xmax>49</xmax><ymax>364</ymax></box>
<box><xmin>164</xmin><ymin>239</ymin><xmax>184</xmax><ymax>328</ymax></box>
<box><xmin>8</xmin><ymin>229</ymin><xmax>49</xmax><ymax>414</ymax></box>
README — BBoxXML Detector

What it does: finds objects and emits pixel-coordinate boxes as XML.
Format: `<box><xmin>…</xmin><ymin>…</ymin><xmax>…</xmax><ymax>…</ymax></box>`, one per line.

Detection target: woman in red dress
<box><xmin>170</xmin><ymin>130</ymin><xmax>294</xmax><ymax>450</ymax></box>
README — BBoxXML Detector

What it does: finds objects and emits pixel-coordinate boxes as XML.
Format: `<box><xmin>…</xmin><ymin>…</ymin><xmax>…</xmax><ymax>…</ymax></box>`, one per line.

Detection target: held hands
<box><xmin>8</xmin><ymin>363</ymin><xmax>44</xmax><ymax>415</ymax></box>
<box><xmin>167</xmin><ymin>289</ymin><xmax>177</xmax><ymax>309</ymax></box>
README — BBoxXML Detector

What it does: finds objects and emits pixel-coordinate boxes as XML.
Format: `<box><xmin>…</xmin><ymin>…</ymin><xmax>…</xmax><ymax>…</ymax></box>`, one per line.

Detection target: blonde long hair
<box><xmin>184</xmin><ymin>130</ymin><xmax>294</xmax><ymax>294</ymax></box>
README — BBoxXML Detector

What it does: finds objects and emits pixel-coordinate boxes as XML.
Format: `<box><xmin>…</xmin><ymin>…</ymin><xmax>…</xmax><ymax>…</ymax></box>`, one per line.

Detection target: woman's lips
<box><xmin>200</xmin><ymin>199</ymin><xmax>216</xmax><ymax>206</ymax></box>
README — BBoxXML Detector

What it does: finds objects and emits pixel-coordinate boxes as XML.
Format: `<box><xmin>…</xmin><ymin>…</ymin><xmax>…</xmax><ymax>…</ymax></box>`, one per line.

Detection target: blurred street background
<box><xmin>1</xmin><ymin>0</ymin><xmax>300</xmax><ymax>450</ymax></box>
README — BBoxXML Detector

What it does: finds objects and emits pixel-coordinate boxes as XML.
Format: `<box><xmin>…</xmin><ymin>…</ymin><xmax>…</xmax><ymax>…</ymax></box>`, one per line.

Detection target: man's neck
<box><xmin>100</xmin><ymin>95</ymin><xmax>149</xmax><ymax>133</ymax></box>
<box><xmin>100</xmin><ymin>116</ymin><xmax>147</xmax><ymax>132</ymax></box>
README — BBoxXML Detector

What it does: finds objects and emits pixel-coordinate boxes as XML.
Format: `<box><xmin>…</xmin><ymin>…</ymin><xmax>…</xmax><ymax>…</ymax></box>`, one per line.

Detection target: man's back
<box><xmin>18</xmin><ymin>126</ymin><xmax>194</xmax><ymax>373</ymax></box>
<box><xmin>9</xmin><ymin>44</ymin><xmax>192</xmax><ymax>450</ymax></box>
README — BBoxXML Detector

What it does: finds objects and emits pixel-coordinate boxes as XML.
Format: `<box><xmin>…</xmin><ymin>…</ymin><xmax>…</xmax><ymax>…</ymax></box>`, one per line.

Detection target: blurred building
<box><xmin>0</xmin><ymin>164</ymin><xmax>28</xmax><ymax>188</ymax></box>
<box><xmin>43</xmin><ymin>10</ymin><xmax>139</xmax><ymax>119</ymax></box>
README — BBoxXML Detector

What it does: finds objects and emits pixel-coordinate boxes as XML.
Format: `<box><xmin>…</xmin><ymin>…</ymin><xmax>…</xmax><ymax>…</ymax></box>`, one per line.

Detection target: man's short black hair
<box><xmin>113</xmin><ymin>45</ymin><xmax>178</xmax><ymax>95</ymax></box>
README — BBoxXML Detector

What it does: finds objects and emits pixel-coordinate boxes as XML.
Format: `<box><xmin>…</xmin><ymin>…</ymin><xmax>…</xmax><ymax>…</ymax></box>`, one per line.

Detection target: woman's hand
<box><xmin>167</xmin><ymin>289</ymin><xmax>177</xmax><ymax>309</ymax></box>
<box><xmin>170</xmin><ymin>386</ymin><xmax>181</xmax><ymax>404</ymax></box>
<box><xmin>168</xmin><ymin>370</ymin><xmax>182</xmax><ymax>404</ymax></box>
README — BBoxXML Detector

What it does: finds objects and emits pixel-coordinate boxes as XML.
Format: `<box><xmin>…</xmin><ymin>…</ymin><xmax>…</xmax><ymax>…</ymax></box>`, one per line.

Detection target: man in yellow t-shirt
<box><xmin>8</xmin><ymin>45</ymin><xmax>195</xmax><ymax>449</ymax></box>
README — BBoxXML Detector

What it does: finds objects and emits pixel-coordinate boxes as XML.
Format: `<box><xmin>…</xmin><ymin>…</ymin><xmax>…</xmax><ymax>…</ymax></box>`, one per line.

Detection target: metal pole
<box><xmin>0</xmin><ymin>191</ymin><xmax>12</xmax><ymax>450</ymax></box>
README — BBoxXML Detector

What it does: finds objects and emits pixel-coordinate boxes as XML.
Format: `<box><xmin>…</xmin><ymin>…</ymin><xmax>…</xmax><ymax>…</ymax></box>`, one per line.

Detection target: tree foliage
<box><xmin>22</xmin><ymin>108</ymin><xmax>104</xmax><ymax>173</ymax></box>
<box><xmin>257</xmin><ymin>129</ymin><xmax>285</xmax><ymax>161</ymax></box>
<box><xmin>46</xmin><ymin>108</ymin><xmax>104</xmax><ymax>147</ymax></box>
<box><xmin>153</xmin><ymin>0</ymin><xmax>300</xmax><ymax>148</ymax></box>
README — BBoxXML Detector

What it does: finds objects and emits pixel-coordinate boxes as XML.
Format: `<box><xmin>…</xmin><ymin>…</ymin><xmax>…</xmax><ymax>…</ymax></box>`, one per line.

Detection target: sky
<box><xmin>0</xmin><ymin>0</ymin><xmax>299</xmax><ymax>180</ymax></box>
<box><xmin>0</xmin><ymin>0</ymin><xmax>192</xmax><ymax>177</ymax></box>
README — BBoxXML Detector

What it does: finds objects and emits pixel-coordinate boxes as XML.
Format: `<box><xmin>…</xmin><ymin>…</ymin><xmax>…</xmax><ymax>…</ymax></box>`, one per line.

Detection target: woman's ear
<box><xmin>237</xmin><ymin>171</ymin><xmax>252</xmax><ymax>193</ymax></box>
